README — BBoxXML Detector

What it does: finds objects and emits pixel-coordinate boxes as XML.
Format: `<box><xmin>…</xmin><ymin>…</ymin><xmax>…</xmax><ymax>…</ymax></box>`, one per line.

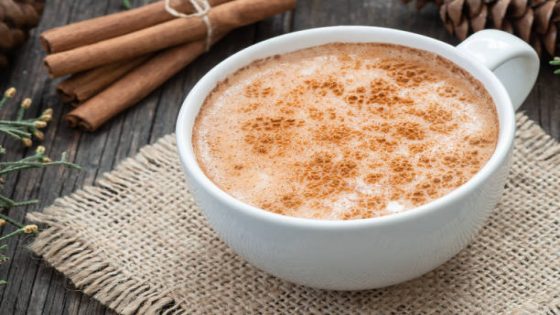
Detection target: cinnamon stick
<box><xmin>45</xmin><ymin>0</ymin><xmax>296</xmax><ymax>77</ymax></box>
<box><xmin>65</xmin><ymin>38</ymin><xmax>212</xmax><ymax>131</ymax></box>
<box><xmin>57</xmin><ymin>56</ymin><xmax>149</xmax><ymax>104</ymax></box>
<box><xmin>41</xmin><ymin>0</ymin><xmax>232</xmax><ymax>53</ymax></box>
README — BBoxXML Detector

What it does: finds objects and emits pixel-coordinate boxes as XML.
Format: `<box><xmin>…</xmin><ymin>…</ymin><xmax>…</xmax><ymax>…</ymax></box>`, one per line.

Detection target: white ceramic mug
<box><xmin>176</xmin><ymin>26</ymin><xmax>539</xmax><ymax>290</ymax></box>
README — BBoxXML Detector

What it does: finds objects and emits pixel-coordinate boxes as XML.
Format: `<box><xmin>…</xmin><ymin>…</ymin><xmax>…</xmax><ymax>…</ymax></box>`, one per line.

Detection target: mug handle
<box><xmin>457</xmin><ymin>29</ymin><xmax>540</xmax><ymax>111</ymax></box>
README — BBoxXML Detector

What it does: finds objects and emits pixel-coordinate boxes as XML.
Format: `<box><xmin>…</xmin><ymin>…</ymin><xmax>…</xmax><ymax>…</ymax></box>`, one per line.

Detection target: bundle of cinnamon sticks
<box><xmin>41</xmin><ymin>0</ymin><xmax>295</xmax><ymax>131</ymax></box>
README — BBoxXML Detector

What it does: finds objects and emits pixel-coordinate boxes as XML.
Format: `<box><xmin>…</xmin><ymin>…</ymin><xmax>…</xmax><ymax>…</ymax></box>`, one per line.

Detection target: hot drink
<box><xmin>193</xmin><ymin>43</ymin><xmax>498</xmax><ymax>220</ymax></box>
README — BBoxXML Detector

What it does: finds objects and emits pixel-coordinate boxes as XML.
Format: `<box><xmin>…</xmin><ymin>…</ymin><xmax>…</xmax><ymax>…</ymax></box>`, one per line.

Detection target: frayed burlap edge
<box><xmin>26</xmin><ymin>113</ymin><xmax>560</xmax><ymax>314</ymax></box>
<box><xmin>28</xmin><ymin>136</ymin><xmax>181</xmax><ymax>315</ymax></box>
<box><xmin>515</xmin><ymin>113</ymin><xmax>560</xmax><ymax>166</ymax></box>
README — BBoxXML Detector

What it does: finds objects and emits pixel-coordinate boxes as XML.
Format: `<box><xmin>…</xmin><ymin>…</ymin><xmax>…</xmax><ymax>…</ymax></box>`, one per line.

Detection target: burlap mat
<box><xmin>27</xmin><ymin>113</ymin><xmax>560</xmax><ymax>314</ymax></box>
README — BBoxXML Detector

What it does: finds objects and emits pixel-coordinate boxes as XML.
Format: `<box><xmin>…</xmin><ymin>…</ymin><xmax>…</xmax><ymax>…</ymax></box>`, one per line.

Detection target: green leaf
<box><xmin>551</xmin><ymin>57</ymin><xmax>560</xmax><ymax>75</ymax></box>
<box><xmin>122</xmin><ymin>0</ymin><xmax>132</xmax><ymax>9</ymax></box>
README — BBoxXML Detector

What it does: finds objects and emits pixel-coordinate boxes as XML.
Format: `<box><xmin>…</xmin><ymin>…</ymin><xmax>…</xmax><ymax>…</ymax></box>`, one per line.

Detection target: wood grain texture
<box><xmin>0</xmin><ymin>0</ymin><xmax>557</xmax><ymax>314</ymax></box>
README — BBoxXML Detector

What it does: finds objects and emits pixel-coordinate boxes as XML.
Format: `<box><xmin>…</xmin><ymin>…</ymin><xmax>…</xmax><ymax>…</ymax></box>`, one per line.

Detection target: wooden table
<box><xmin>0</xmin><ymin>1</ymin><xmax>557</xmax><ymax>314</ymax></box>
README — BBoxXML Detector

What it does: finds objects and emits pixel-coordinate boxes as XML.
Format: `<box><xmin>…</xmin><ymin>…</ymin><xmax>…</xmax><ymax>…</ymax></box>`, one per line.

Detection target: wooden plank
<box><xmin>255</xmin><ymin>11</ymin><xmax>293</xmax><ymax>41</ymax></box>
<box><xmin>0</xmin><ymin>0</ymin><xmax>558</xmax><ymax>314</ymax></box>
<box><xmin>0</xmin><ymin>0</ymin><xmax>125</xmax><ymax>314</ymax></box>
<box><xmin>521</xmin><ymin>66</ymin><xmax>560</xmax><ymax>138</ymax></box>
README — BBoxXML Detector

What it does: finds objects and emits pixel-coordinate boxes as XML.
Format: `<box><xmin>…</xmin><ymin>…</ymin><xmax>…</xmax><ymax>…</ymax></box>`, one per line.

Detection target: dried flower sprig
<box><xmin>0</xmin><ymin>90</ymin><xmax>53</xmax><ymax>148</ymax></box>
<box><xmin>0</xmin><ymin>145</ymin><xmax>79</xmax><ymax>178</ymax></box>
<box><xmin>550</xmin><ymin>57</ymin><xmax>560</xmax><ymax>75</ymax></box>
<box><xmin>0</xmin><ymin>87</ymin><xmax>80</xmax><ymax>284</ymax></box>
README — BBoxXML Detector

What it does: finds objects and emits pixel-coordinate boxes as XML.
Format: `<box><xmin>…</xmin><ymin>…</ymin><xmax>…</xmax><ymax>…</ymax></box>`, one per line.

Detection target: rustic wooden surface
<box><xmin>0</xmin><ymin>0</ymin><xmax>557</xmax><ymax>314</ymax></box>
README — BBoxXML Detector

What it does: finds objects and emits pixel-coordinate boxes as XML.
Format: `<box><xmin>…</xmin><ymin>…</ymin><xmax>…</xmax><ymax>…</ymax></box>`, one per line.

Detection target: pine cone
<box><xmin>401</xmin><ymin>0</ymin><xmax>560</xmax><ymax>57</ymax></box>
<box><xmin>0</xmin><ymin>0</ymin><xmax>44</xmax><ymax>68</ymax></box>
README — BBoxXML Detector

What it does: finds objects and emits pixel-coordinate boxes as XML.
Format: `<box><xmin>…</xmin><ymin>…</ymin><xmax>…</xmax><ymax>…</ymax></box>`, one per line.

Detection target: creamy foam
<box><xmin>193</xmin><ymin>43</ymin><xmax>498</xmax><ymax>220</ymax></box>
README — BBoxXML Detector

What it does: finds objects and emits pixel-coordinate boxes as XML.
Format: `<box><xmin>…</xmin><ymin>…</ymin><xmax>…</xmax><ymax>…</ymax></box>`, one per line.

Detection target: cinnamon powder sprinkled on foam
<box><xmin>193</xmin><ymin>43</ymin><xmax>498</xmax><ymax>220</ymax></box>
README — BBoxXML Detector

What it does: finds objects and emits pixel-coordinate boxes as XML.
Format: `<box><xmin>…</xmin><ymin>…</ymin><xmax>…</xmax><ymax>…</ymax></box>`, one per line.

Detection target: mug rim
<box><xmin>175</xmin><ymin>26</ymin><xmax>516</xmax><ymax>229</ymax></box>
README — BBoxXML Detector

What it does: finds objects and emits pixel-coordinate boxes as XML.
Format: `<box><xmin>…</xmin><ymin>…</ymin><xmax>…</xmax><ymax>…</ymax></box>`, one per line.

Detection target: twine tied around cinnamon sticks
<box><xmin>40</xmin><ymin>0</ymin><xmax>296</xmax><ymax>131</ymax></box>
<box><xmin>165</xmin><ymin>0</ymin><xmax>213</xmax><ymax>51</ymax></box>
